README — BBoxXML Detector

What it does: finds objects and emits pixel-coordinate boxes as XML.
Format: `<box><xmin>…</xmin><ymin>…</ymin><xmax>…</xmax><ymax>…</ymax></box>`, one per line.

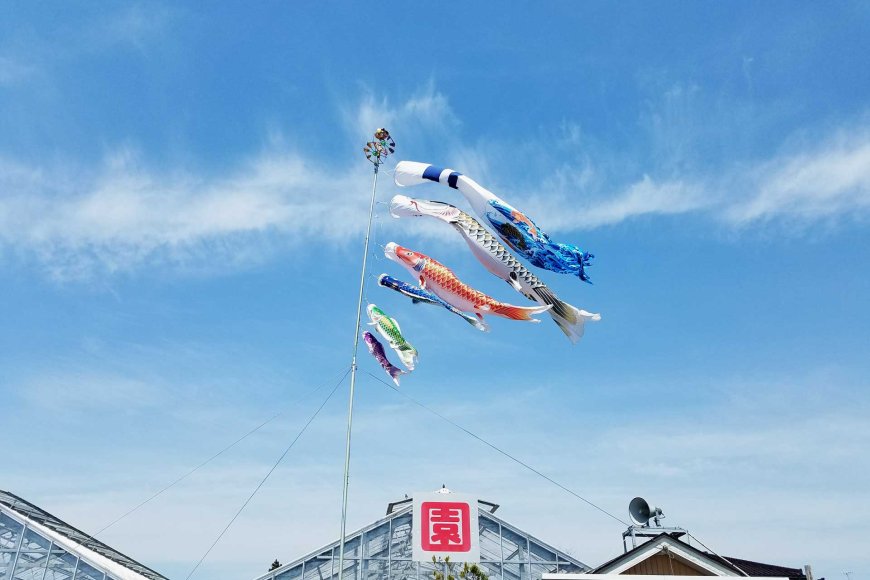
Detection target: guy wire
<box><xmin>93</xmin><ymin>366</ymin><xmax>352</xmax><ymax>538</ymax></box>
<box><xmin>365</xmin><ymin>370</ymin><xmax>630</xmax><ymax>528</ymax></box>
<box><xmin>366</xmin><ymin>371</ymin><xmax>749</xmax><ymax>575</ymax></box>
<box><xmin>185</xmin><ymin>368</ymin><xmax>350</xmax><ymax>579</ymax></box>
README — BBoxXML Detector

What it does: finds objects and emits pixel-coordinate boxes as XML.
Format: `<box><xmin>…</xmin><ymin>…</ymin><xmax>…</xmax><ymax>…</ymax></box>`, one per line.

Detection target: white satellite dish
<box><xmin>629</xmin><ymin>497</ymin><xmax>664</xmax><ymax>526</ymax></box>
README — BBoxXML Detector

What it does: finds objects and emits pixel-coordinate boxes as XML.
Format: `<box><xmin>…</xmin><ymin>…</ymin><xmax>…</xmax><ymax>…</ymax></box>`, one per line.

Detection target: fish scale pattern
<box><xmin>389</xmin><ymin>196</ymin><xmax>599</xmax><ymax>340</ymax></box>
<box><xmin>420</xmin><ymin>259</ymin><xmax>501</xmax><ymax>307</ymax></box>
<box><xmin>419</xmin><ymin>257</ymin><xmax>549</xmax><ymax>322</ymax></box>
<box><xmin>378</xmin><ymin>275</ymin><xmax>487</xmax><ymax>331</ymax></box>
<box><xmin>455</xmin><ymin>214</ymin><xmax>545</xmax><ymax>293</ymax></box>
<box><xmin>453</xmin><ymin>213</ymin><xmax>582</xmax><ymax>322</ymax></box>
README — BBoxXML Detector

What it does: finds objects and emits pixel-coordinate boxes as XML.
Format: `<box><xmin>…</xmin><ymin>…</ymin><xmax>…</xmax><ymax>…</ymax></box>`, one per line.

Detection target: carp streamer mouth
<box><xmin>388</xmin><ymin>195</ymin><xmax>417</xmax><ymax>218</ymax></box>
<box><xmin>383</xmin><ymin>242</ymin><xmax>399</xmax><ymax>263</ymax></box>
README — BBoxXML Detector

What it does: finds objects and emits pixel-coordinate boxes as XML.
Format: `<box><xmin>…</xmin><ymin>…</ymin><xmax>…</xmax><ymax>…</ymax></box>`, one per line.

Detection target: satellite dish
<box><xmin>629</xmin><ymin>497</ymin><xmax>664</xmax><ymax>526</ymax></box>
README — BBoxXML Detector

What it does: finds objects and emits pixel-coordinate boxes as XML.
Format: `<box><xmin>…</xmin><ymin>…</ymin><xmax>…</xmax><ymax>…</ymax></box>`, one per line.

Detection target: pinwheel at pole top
<box><xmin>359</xmin><ymin>128</ymin><xmax>601</xmax><ymax>386</ymax></box>
<box><xmin>363</xmin><ymin>128</ymin><xmax>396</xmax><ymax>167</ymax></box>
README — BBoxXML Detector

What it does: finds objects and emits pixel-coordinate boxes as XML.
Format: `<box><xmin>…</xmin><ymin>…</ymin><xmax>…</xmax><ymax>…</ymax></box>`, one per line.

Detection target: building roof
<box><xmin>591</xmin><ymin>533</ymin><xmax>806</xmax><ymax>579</ymax></box>
<box><xmin>0</xmin><ymin>489</ymin><xmax>168</xmax><ymax>580</ymax></box>
<box><xmin>256</xmin><ymin>495</ymin><xmax>590</xmax><ymax>580</ymax></box>
<box><xmin>714</xmin><ymin>557</ymin><xmax>806</xmax><ymax>580</ymax></box>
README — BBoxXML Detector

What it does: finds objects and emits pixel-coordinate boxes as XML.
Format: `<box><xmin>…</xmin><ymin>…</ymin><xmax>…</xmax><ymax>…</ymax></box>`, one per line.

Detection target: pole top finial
<box><xmin>364</xmin><ymin>128</ymin><xmax>395</xmax><ymax>166</ymax></box>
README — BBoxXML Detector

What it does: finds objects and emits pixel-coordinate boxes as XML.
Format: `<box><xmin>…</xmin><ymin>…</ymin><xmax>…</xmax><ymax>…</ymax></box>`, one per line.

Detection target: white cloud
<box><xmin>505</xmin><ymin>121</ymin><xmax>870</xmax><ymax>232</ymax></box>
<box><xmin>726</xmin><ymin>130</ymin><xmax>870</xmax><ymax>225</ymax></box>
<box><xmin>2</xmin><ymin>87</ymin><xmax>869</xmax><ymax>281</ymax></box>
<box><xmin>0</xmin><ymin>149</ymin><xmax>367</xmax><ymax>279</ymax></box>
<box><xmin>0</xmin><ymin>85</ymin><xmax>466</xmax><ymax>280</ymax></box>
<box><xmin>533</xmin><ymin>174</ymin><xmax>707</xmax><ymax>229</ymax></box>
<box><xmin>343</xmin><ymin>83</ymin><xmax>461</xmax><ymax>172</ymax></box>
<box><xmin>0</xmin><ymin>141</ymin><xmax>409</xmax><ymax>279</ymax></box>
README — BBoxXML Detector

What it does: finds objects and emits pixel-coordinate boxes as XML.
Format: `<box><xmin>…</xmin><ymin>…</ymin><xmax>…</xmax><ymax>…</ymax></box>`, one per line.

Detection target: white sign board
<box><xmin>412</xmin><ymin>491</ymin><xmax>480</xmax><ymax>563</ymax></box>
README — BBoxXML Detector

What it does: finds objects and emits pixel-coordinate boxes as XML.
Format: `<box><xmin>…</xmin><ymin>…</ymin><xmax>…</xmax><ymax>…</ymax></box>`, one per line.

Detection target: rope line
<box><xmin>686</xmin><ymin>532</ymin><xmax>749</xmax><ymax>576</ymax></box>
<box><xmin>364</xmin><ymin>371</ymin><xmax>630</xmax><ymax>527</ymax></box>
<box><xmin>185</xmin><ymin>368</ymin><xmax>350</xmax><ymax>579</ymax></box>
<box><xmin>94</xmin><ymin>366</ymin><xmax>351</xmax><ymax>537</ymax></box>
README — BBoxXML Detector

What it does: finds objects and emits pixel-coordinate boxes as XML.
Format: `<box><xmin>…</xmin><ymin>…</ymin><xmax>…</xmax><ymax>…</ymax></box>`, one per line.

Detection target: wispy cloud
<box><xmin>726</xmin><ymin>129</ymin><xmax>870</xmax><ymax>225</ymax></box>
<box><xmin>0</xmin><ymin>87</ymin><xmax>458</xmax><ymax>280</ymax></box>
<box><xmin>349</xmin><ymin>88</ymin><xmax>454</xmax><ymax>137</ymax></box>
<box><xmin>0</xmin><ymin>149</ymin><xmax>364</xmax><ymax>279</ymax></box>
<box><xmin>342</xmin><ymin>81</ymin><xmax>460</xmax><ymax>153</ymax></box>
<box><xmin>2</xmin><ymin>84</ymin><xmax>869</xmax><ymax>280</ymax></box>
<box><xmin>533</xmin><ymin>174</ymin><xmax>707</xmax><ymax>229</ymax></box>
<box><xmin>509</xmin><ymin>119</ymin><xmax>870</xmax><ymax>231</ymax></box>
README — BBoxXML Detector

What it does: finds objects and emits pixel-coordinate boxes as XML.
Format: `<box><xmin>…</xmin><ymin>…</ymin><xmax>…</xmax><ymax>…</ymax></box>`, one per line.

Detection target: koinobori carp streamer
<box><xmin>377</xmin><ymin>274</ymin><xmax>488</xmax><ymax>332</ymax></box>
<box><xmin>393</xmin><ymin>161</ymin><xmax>594</xmax><ymax>283</ymax></box>
<box><xmin>384</xmin><ymin>242</ymin><xmax>551</xmax><ymax>323</ymax></box>
<box><xmin>389</xmin><ymin>195</ymin><xmax>599</xmax><ymax>342</ymax></box>
<box><xmin>366</xmin><ymin>304</ymin><xmax>418</xmax><ymax>371</ymax></box>
<box><xmin>362</xmin><ymin>331</ymin><xmax>406</xmax><ymax>386</ymax></box>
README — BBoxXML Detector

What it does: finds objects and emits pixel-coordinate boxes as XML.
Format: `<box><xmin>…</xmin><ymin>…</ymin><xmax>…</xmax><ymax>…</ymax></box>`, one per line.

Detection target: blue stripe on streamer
<box><xmin>447</xmin><ymin>171</ymin><xmax>461</xmax><ymax>189</ymax></box>
<box><xmin>422</xmin><ymin>165</ymin><xmax>443</xmax><ymax>183</ymax></box>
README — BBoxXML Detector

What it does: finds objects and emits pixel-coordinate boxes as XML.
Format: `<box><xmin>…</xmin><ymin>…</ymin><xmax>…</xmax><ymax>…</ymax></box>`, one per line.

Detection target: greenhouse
<box><xmin>0</xmin><ymin>490</ymin><xmax>167</xmax><ymax>580</ymax></box>
<box><xmin>256</xmin><ymin>495</ymin><xmax>589</xmax><ymax>580</ymax></box>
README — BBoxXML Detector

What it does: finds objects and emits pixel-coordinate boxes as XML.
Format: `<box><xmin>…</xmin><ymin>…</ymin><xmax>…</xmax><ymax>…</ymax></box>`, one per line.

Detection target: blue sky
<box><xmin>2</xmin><ymin>2</ymin><xmax>869</xmax><ymax>579</ymax></box>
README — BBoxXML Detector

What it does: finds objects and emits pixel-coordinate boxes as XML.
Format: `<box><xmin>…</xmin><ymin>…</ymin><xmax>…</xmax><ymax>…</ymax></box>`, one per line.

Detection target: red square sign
<box><xmin>420</xmin><ymin>501</ymin><xmax>472</xmax><ymax>552</ymax></box>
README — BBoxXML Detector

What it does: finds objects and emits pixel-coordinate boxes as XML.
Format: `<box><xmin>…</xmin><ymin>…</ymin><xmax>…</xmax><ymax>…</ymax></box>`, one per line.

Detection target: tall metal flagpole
<box><xmin>338</xmin><ymin>129</ymin><xmax>395</xmax><ymax>577</ymax></box>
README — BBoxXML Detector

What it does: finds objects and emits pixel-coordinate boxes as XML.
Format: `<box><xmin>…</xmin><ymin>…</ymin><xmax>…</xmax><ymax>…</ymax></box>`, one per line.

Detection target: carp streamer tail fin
<box><xmin>464</xmin><ymin>313</ymin><xmax>490</xmax><ymax>332</ymax></box>
<box><xmin>488</xmin><ymin>303</ymin><xmax>552</xmax><ymax>322</ymax></box>
<box><xmin>396</xmin><ymin>346</ymin><xmax>418</xmax><ymax>371</ymax></box>
<box><xmin>533</xmin><ymin>286</ymin><xmax>601</xmax><ymax>343</ymax></box>
<box><xmin>578</xmin><ymin>251</ymin><xmax>594</xmax><ymax>284</ymax></box>
<box><xmin>386</xmin><ymin>364</ymin><xmax>407</xmax><ymax>386</ymax></box>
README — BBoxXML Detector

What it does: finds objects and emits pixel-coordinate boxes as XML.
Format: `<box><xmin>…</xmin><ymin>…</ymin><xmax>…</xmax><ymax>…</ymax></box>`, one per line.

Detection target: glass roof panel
<box><xmin>274</xmin><ymin>564</ymin><xmax>302</xmax><ymax>580</ymax></box>
<box><xmin>0</xmin><ymin>492</ymin><xmax>167</xmax><ymax>580</ymax></box>
<box><xmin>12</xmin><ymin>550</ymin><xmax>50</xmax><ymax>579</ymax></box>
<box><xmin>479</xmin><ymin>516</ymin><xmax>500</xmax><ymax>562</ymax></box>
<box><xmin>481</xmin><ymin>562</ymin><xmax>502</xmax><ymax>579</ymax></box>
<box><xmin>529</xmin><ymin>540</ymin><xmax>557</xmax><ymax>563</ymax></box>
<box><xmin>363</xmin><ymin>559</ymin><xmax>388</xmax><ymax>579</ymax></box>
<box><xmin>338</xmin><ymin>558</ymin><xmax>358</xmax><ymax>580</ymax></box>
<box><xmin>2</xmin><ymin>552</ymin><xmax>17</xmax><ymax>579</ymax></box>
<box><xmin>21</xmin><ymin>528</ymin><xmax>51</xmax><ymax>552</ymax></box>
<box><xmin>362</xmin><ymin>522</ymin><xmax>389</xmax><ymax>559</ymax></box>
<box><xmin>558</xmin><ymin>558</ymin><xmax>585</xmax><ymax>572</ymax></box>
<box><xmin>1</xmin><ymin>512</ymin><xmax>24</xmax><ymax>550</ymax></box>
<box><xmin>341</xmin><ymin>536</ymin><xmax>360</xmax><ymax>560</ymax></box>
<box><xmin>531</xmin><ymin>561</ymin><xmax>558</xmax><ymax>576</ymax></box>
<box><xmin>302</xmin><ymin>558</ymin><xmax>331</xmax><ymax>580</ymax></box>
<box><xmin>256</xmin><ymin>498</ymin><xmax>590</xmax><ymax>580</ymax></box>
<box><xmin>502</xmin><ymin>527</ymin><xmax>527</xmax><ymax>562</ymax></box>
<box><xmin>388</xmin><ymin>514</ymin><xmax>412</xmax><ymax>560</ymax></box>
<box><xmin>390</xmin><ymin>560</ymin><xmax>415</xmax><ymax>579</ymax></box>
<box><xmin>502</xmin><ymin>561</ymin><xmax>530</xmax><ymax>580</ymax></box>
<box><xmin>44</xmin><ymin>546</ymin><xmax>78</xmax><ymax>580</ymax></box>
<box><xmin>74</xmin><ymin>561</ymin><xmax>105</xmax><ymax>580</ymax></box>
